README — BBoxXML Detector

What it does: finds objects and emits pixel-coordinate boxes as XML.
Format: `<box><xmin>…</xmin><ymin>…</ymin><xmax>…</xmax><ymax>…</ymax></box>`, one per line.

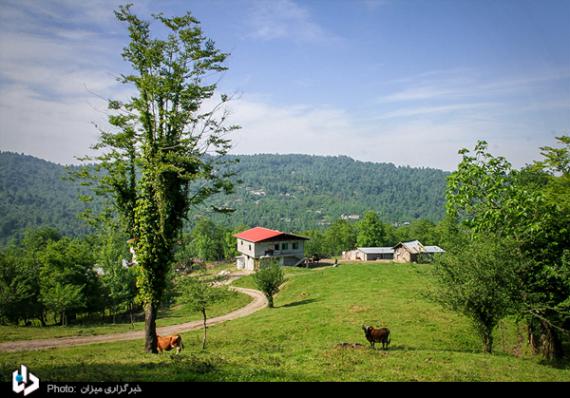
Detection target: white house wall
<box><xmin>236</xmin><ymin>238</ymin><xmax>256</xmax><ymax>257</ymax></box>
<box><xmin>236</xmin><ymin>238</ymin><xmax>305</xmax><ymax>259</ymax></box>
<box><xmin>254</xmin><ymin>240</ymin><xmax>305</xmax><ymax>258</ymax></box>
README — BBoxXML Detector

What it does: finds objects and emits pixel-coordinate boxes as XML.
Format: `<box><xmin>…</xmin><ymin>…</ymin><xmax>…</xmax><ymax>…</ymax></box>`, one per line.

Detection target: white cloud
<box><xmin>372</xmin><ymin>103</ymin><xmax>499</xmax><ymax>120</ymax></box>
<box><xmin>0</xmin><ymin>2</ymin><xmax>566</xmax><ymax>173</ymax></box>
<box><xmin>223</xmin><ymin>91</ymin><xmax>564</xmax><ymax>171</ymax></box>
<box><xmin>0</xmin><ymin>1</ymin><xmax>134</xmax><ymax>163</ymax></box>
<box><xmin>0</xmin><ymin>83</ymin><xmax>108</xmax><ymax>164</ymax></box>
<box><xmin>246</xmin><ymin>0</ymin><xmax>341</xmax><ymax>44</ymax></box>
<box><xmin>379</xmin><ymin>68</ymin><xmax>570</xmax><ymax>103</ymax></box>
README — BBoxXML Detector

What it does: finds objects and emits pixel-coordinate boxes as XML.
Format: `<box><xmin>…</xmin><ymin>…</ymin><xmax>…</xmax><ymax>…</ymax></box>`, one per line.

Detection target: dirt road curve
<box><xmin>0</xmin><ymin>286</ymin><xmax>266</xmax><ymax>353</ymax></box>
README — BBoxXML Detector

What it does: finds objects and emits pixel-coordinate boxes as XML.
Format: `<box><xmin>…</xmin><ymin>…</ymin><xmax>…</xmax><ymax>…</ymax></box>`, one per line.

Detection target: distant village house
<box><xmin>234</xmin><ymin>227</ymin><xmax>309</xmax><ymax>271</ymax></box>
<box><xmin>393</xmin><ymin>240</ymin><xmax>445</xmax><ymax>263</ymax></box>
<box><xmin>342</xmin><ymin>247</ymin><xmax>394</xmax><ymax>261</ymax></box>
<box><xmin>341</xmin><ymin>214</ymin><xmax>360</xmax><ymax>221</ymax></box>
<box><xmin>342</xmin><ymin>240</ymin><xmax>444</xmax><ymax>263</ymax></box>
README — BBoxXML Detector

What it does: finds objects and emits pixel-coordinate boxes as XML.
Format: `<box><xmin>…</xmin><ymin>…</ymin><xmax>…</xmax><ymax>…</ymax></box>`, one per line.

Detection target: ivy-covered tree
<box><xmin>78</xmin><ymin>5</ymin><xmax>238</xmax><ymax>353</ymax></box>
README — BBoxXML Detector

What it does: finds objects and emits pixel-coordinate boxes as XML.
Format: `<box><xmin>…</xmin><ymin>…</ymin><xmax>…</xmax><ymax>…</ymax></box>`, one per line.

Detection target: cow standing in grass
<box><xmin>362</xmin><ymin>325</ymin><xmax>391</xmax><ymax>350</ymax></box>
<box><xmin>157</xmin><ymin>334</ymin><xmax>184</xmax><ymax>354</ymax></box>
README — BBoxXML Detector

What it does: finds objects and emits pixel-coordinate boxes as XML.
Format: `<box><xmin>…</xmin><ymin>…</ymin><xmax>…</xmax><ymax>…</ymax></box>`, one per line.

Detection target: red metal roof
<box><xmin>233</xmin><ymin>227</ymin><xmax>284</xmax><ymax>243</ymax></box>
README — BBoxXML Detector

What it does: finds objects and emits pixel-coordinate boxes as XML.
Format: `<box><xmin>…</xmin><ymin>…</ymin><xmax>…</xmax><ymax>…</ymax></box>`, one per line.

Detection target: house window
<box><xmin>292</xmin><ymin>242</ymin><xmax>299</xmax><ymax>250</ymax></box>
<box><xmin>274</xmin><ymin>244</ymin><xmax>280</xmax><ymax>250</ymax></box>
<box><xmin>240</xmin><ymin>240</ymin><xmax>243</xmax><ymax>246</ymax></box>
<box><xmin>249</xmin><ymin>244</ymin><xmax>252</xmax><ymax>251</ymax></box>
<box><xmin>282</xmin><ymin>243</ymin><xmax>288</xmax><ymax>250</ymax></box>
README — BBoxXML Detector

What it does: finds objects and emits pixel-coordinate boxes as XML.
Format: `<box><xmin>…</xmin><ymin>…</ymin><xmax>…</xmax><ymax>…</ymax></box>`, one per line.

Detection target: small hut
<box><xmin>393</xmin><ymin>240</ymin><xmax>445</xmax><ymax>263</ymax></box>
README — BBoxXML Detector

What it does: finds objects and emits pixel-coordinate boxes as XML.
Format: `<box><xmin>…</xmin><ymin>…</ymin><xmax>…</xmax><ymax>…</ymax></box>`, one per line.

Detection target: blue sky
<box><xmin>0</xmin><ymin>0</ymin><xmax>568</xmax><ymax>170</ymax></box>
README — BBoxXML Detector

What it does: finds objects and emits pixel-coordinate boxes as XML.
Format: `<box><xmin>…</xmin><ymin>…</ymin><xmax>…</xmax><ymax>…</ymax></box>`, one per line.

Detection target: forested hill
<box><xmin>209</xmin><ymin>154</ymin><xmax>448</xmax><ymax>230</ymax></box>
<box><xmin>0</xmin><ymin>152</ymin><xmax>97</xmax><ymax>244</ymax></box>
<box><xmin>0</xmin><ymin>152</ymin><xmax>448</xmax><ymax>243</ymax></box>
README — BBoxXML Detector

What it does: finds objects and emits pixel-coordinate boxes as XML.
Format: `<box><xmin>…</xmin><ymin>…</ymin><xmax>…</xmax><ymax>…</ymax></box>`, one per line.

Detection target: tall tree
<box><xmin>445</xmin><ymin>138</ymin><xmax>570</xmax><ymax>361</ymax></box>
<box><xmin>357</xmin><ymin>211</ymin><xmax>386</xmax><ymax>247</ymax></box>
<box><xmin>191</xmin><ymin>217</ymin><xmax>223</xmax><ymax>261</ymax></box>
<box><xmin>79</xmin><ymin>5</ymin><xmax>238</xmax><ymax>353</ymax></box>
<box><xmin>324</xmin><ymin>219</ymin><xmax>357</xmax><ymax>256</ymax></box>
<box><xmin>38</xmin><ymin>238</ymin><xmax>99</xmax><ymax>325</ymax></box>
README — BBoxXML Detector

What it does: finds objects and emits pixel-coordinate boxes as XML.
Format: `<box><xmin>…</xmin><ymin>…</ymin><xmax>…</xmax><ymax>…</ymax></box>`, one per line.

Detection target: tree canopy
<box><xmin>443</xmin><ymin>136</ymin><xmax>570</xmax><ymax>360</ymax></box>
<box><xmin>77</xmin><ymin>5</ymin><xmax>238</xmax><ymax>353</ymax></box>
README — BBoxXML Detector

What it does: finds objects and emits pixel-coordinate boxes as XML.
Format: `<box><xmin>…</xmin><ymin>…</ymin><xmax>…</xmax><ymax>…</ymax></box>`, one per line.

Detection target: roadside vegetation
<box><xmin>0</xmin><ymin>277</ymin><xmax>250</xmax><ymax>342</ymax></box>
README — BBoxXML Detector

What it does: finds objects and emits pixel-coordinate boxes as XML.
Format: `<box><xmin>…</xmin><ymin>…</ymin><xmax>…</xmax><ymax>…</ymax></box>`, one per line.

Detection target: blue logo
<box><xmin>12</xmin><ymin>365</ymin><xmax>40</xmax><ymax>396</ymax></box>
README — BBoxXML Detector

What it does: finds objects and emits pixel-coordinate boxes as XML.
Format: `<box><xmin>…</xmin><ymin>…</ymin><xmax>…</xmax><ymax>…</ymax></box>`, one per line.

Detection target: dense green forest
<box><xmin>209</xmin><ymin>154</ymin><xmax>448</xmax><ymax>230</ymax></box>
<box><xmin>0</xmin><ymin>152</ymin><xmax>100</xmax><ymax>244</ymax></box>
<box><xmin>0</xmin><ymin>151</ymin><xmax>448</xmax><ymax>244</ymax></box>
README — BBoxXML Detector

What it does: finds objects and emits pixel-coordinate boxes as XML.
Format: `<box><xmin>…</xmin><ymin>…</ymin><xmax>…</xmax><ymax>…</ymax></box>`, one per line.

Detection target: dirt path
<box><xmin>0</xmin><ymin>285</ymin><xmax>266</xmax><ymax>353</ymax></box>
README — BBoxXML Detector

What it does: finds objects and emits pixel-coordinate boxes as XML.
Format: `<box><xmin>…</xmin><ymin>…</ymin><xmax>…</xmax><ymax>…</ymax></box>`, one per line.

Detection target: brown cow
<box><xmin>157</xmin><ymin>334</ymin><xmax>184</xmax><ymax>354</ymax></box>
<box><xmin>362</xmin><ymin>325</ymin><xmax>391</xmax><ymax>350</ymax></box>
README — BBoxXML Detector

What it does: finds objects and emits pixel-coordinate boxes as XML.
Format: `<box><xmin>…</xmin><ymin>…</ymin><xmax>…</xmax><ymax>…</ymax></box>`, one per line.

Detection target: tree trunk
<box><xmin>483</xmin><ymin>333</ymin><xmax>493</xmax><ymax>353</ymax></box>
<box><xmin>267</xmin><ymin>294</ymin><xmax>274</xmax><ymax>308</ymax></box>
<box><xmin>540</xmin><ymin>320</ymin><xmax>563</xmax><ymax>361</ymax></box>
<box><xmin>144</xmin><ymin>303</ymin><xmax>158</xmax><ymax>353</ymax></box>
<box><xmin>130</xmin><ymin>302</ymin><xmax>134</xmax><ymax>329</ymax></box>
<box><xmin>201</xmin><ymin>308</ymin><xmax>207</xmax><ymax>350</ymax></box>
<box><xmin>527</xmin><ymin>321</ymin><xmax>540</xmax><ymax>355</ymax></box>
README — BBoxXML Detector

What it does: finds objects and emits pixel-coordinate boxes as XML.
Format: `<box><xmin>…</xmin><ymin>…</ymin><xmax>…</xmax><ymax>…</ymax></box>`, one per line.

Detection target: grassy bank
<box><xmin>1</xmin><ymin>263</ymin><xmax>568</xmax><ymax>381</ymax></box>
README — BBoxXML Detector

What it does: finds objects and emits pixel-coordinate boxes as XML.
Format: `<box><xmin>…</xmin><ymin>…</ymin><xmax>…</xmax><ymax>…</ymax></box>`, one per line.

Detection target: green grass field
<box><xmin>1</xmin><ymin>263</ymin><xmax>569</xmax><ymax>381</ymax></box>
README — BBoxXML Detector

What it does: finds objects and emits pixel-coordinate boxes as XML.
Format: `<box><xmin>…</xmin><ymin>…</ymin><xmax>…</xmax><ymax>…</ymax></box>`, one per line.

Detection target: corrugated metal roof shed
<box><xmin>358</xmin><ymin>247</ymin><xmax>394</xmax><ymax>254</ymax></box>
<box><xmin>402</xmin><ymin>240</ymin><xmax>423</xmax><ymax>253</ymax></box>
<box><xmin>424</xmin><ymin>246</ymin><xmax>445</xmax><ymax>253</ymax></box>
<box><xmin>393</xmin><ymin>240</ymin><xmax>445</xmax><ymax>254</ymax></box>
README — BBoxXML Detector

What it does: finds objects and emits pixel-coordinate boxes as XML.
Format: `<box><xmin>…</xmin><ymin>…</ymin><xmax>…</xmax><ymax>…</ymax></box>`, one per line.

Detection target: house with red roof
<box><xmin>233</xmin><ymin>227</ymin><xmax>309</xmax><ymax>271</ymax></box>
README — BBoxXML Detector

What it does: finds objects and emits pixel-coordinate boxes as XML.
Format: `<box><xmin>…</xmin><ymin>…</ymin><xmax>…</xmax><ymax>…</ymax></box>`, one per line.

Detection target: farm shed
<box><xmin>393</xmin><ymin>240</ymin><xmax>445</xmax><ymax>263</ymax></box>
<box><xmin>342</xmin><ymin>247</ymin><xmax>394</xmax><ymax>261</ymax></box>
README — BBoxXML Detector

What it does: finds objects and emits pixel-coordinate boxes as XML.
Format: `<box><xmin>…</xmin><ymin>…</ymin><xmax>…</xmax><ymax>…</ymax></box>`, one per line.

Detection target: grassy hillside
<box><xmin>1</xmin><ymin>264</ymin><xmax>567</xmax><ymax>382</ymax></box>
<box><xmin>0</xmin><ymin>152</ymin><xmax>447</xmax><ymax>244</ymax></box>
